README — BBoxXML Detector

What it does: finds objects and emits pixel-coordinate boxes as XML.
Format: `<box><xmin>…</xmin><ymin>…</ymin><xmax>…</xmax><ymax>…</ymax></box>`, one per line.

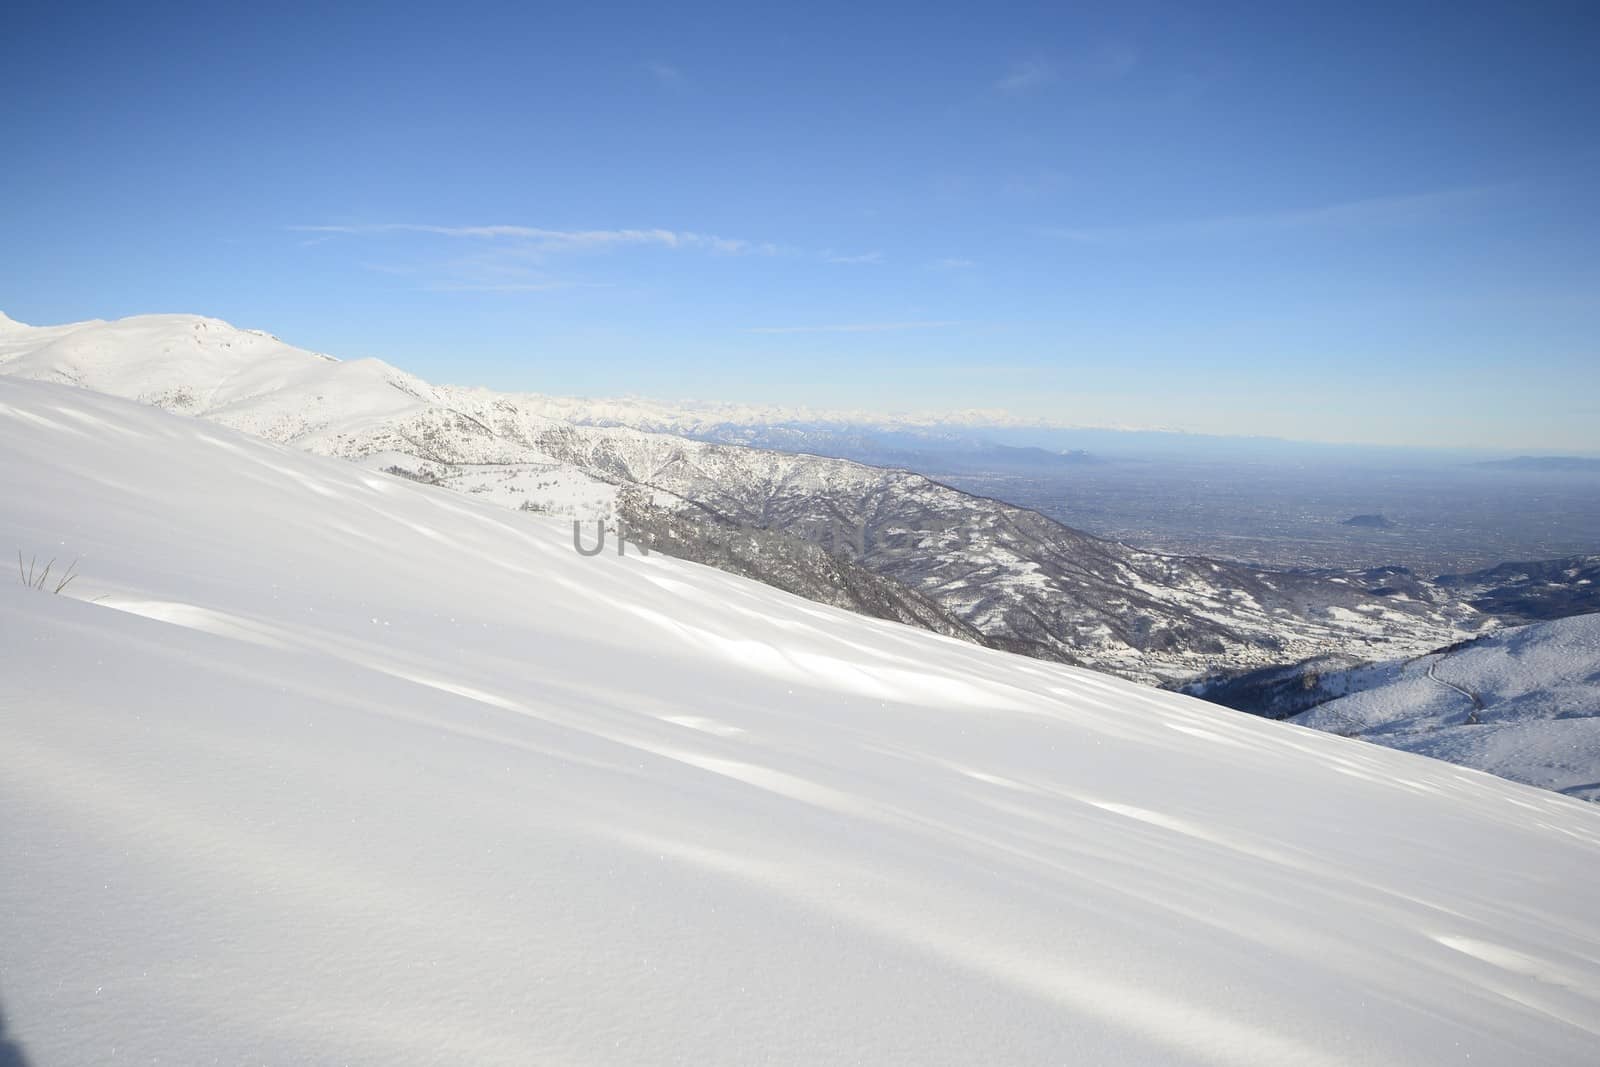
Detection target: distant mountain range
<box><xmin>428</xmin><ymin>385</ymin><xmax>1103</xmax><ymax>437</ymax></box>
<box><xmin>1473</xmin><ymin>455</ymin><xmax>1600</xmax><ymax>472</ymax></box>
<box><xmin>660</xmin><ymin>426</ymin><xmax>1108</xmax><ymax>475</ymax></box>
<box><xmin>7</xmin><ymin>311</ymin><xmax>1593</xmax><ymax>687</ymax></box>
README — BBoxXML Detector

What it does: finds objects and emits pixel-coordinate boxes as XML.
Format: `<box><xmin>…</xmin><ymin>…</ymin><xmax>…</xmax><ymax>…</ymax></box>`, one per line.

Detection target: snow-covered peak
<box><xmin>0</xmin><ymin>311</ymin><xmax>436</xmax><ymax>442</ymax></box>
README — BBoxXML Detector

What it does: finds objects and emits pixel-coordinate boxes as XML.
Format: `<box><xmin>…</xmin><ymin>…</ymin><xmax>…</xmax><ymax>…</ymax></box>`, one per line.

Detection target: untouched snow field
<box><xmin>3</xmin><ymin>377</ymin><xmax>1600</xmax><ymax>1065</ymax></box>
<box><xmin>1292</xmin><ymin>617</ymin><xmax>1600</xmax><ymax>800</ymax></box>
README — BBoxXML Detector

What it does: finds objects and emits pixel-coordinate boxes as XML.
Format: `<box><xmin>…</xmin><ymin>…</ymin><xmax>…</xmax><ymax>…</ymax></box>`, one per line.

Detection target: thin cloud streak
<box><xmin>745</xmin><ymin>321</ymin><xmax>963</xmax><ymax>334</ymax></box>
<box><xmin>1075</xmin><ymin>40</ymin><xmax>1138</xmax><ymax>79</ymax></box>
<box><xmin>293</xmin><ymin>223</ymin><xmax>887</xmax><ymax>266</ymax></box>
<box><xmin>995</xmin><ymin>43</ymin><xmax>1135</xmax><ymax>95</ymax></box>
<box><xmin>647</xmin><ymin>61</ymin><xmax>684</xmax><ymax>87</ymax></box>
<box><xmin>291</xmin><ymin>223</ymin><xmax>773</xmax><ymax>255</ymax></box>
<box><xmin>422</xmin><ymin>281</ymin><xmax>585</xmax><ymax>293</ymax></box>
<box><xmin>995</xmin><ymin>60</ymin><xmax>1056</xmax><ymax>93</ymax></box>
<box><xmin>293</xmin><ymin>220</ymin><xmax>883</xmax><ymax>298</ymax></box>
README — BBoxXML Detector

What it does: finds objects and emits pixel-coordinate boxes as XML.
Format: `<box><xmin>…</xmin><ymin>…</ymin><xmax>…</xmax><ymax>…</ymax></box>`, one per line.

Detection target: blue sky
<box><xmin>3</xmin><ymin>1</ymin><xmax>1597</xmax><ymax>449</ymax></box>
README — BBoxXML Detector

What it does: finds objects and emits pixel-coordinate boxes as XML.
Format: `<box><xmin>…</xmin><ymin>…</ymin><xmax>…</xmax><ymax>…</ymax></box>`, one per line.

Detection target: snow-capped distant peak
<box><xmin>0</xmin><ymin>312</ymin><xmax>432</xmax><ymax>443</ymax></box>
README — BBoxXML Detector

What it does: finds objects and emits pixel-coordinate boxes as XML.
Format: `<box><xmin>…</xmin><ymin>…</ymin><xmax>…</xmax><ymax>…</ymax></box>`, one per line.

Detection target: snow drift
<box><xmin>2</xmin><ymin>377</ymin><xmax>1599</xmax><ymax>1065</ymax></box>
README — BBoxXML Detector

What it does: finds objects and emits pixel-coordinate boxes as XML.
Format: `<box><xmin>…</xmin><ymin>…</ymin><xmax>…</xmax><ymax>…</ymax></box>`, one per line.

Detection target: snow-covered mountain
<box><xmin>1280</xmin><ymin>616</ymin><xmax>1600</xmax><ymax>800</ymax></box>
<box><xmin>5</xmin><ymin>376</ymin><xmax>1600</xmax><ymax>1065</ymax></box>
<box><xmin>424</xmin><ymin>386</ymin><xmax>1064</xmax><ymax>436</ymax></box>
<box><xmin>1181</xmin><ymin>615</ymin><xmax>1600</xmax><ymax>800</ymax></box>
<box><xmin>0</xmin><ymin>312</ymin><xmax>1485</xmax><ymax>684</ymax></box>
<box><xmin>0</xmin><ymin>313</ymin><xmax>980</xmax><ymax>639</ymax></box>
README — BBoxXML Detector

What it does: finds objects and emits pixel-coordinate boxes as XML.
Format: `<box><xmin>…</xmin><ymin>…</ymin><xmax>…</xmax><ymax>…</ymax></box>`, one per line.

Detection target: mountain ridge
<box><xmin>0</xmin><ymin>312</ymin><xmax>1488</xmax><ymax>683</ymax></box>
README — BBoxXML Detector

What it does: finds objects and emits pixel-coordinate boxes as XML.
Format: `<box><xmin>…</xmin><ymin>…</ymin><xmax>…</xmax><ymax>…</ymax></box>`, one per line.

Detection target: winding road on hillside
<box><xmin>1426</xmin><ymin>654</ymin><xmax>1485</xmax><ymax>723</ymax></box>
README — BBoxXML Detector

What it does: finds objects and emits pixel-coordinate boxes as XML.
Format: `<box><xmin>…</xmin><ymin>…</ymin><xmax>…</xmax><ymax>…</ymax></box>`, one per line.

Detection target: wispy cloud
<box><xmin>1076</xmin><ymin>40</ymin><xmax>1138</xmax><ymax>80</ymax></box>
<box><xmin>422</xmin><ymin>281</ymin><xmax>580</xmax><ymax>293</ymax></box>
<box><xmin>825</xmin><ymin>250</ymin><xmax>883</xmax><ymax>264</ymax></box>
<box><xmin>295</xmin><ymin>221</ymin><xmax>878</xmax><ymax>295</ymax></box>
<box><xmin>1001</xmin><ymin>169</ymin><xmax>1068</xmax><ymax>199</ymax></box>
<box><xmin>995</xmin><ymin>60</ymin><xmax>1056</xmax><ymax>93</ymax></box>
<box><xmin>359</xmin><ymin>262</ymin><xmax>419</xmax><ymax>276</ymax></box>
<box><xmin>292</xmin><ymin>223</ymin><xmax>770</xmax><ymax>255</ymax></box>
<box><xmin>647</xmin><ymin>61</ymin><xmax>684</xmax><ymax>88</ymax></box>
<box><xmin>995</xmin><ymin>43</ymin><xmax>1135</xmax><ymax>96</ymax></box>
<box><xmin>298</xmin><ymin>222</ymin><xmax>887</xmax><ymax>266</ymax></box>
<box><xmin>745</xmin><ymin>320</ymin><xmax>962</xmax><ymax>334</ymax></box>
<box><xmin>1044</xmin><ymin>185</ymin><xmax>1500</xmax><ymax>244</ymax></box>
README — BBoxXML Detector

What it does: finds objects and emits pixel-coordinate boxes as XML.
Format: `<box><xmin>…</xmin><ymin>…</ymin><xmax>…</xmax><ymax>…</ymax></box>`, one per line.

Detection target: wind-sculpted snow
<box><xmin>4</xmin><ymin>377</ymin><xmax>1600</xmax><ymax>1064</ymax></box>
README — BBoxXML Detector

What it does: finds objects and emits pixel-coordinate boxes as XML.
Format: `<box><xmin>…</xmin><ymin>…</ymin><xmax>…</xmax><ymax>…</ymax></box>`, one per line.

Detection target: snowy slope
<box><xmin>1291</xmin><ymin>617</ymin><xmax>1600</xmax><ymax>800</ymax></box>
<box><xmin>4</xmin><ymin>379</ymin><xmax>1600</xmax><ymax>1064</ymax></box>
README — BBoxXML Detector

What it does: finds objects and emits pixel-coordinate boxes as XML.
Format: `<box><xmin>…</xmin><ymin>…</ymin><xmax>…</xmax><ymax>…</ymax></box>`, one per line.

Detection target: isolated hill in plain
<box><xmin>1343</xmin><ymin>513</ymin><xmax>1396</xmax><ymax>529</ymax></box>
<box><xmin>5</xmin><ymin>376</ymin><xmax>1600</xmax><ymax>1064</ymax></box>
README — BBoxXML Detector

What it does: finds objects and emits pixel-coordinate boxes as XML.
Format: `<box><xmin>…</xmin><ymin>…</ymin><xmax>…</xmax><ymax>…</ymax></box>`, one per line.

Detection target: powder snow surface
<box><xmin>2</xmin><ymin>378</ymin><xmax>1599</xmax><ymax>1065</ymax></box>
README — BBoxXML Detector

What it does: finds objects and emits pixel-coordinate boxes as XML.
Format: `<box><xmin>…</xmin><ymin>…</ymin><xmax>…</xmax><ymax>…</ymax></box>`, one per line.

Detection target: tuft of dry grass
<box><xmin>17</xmin><ymin>550</ymin><xmax>78</xmax><ymax>595</ymax></box>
